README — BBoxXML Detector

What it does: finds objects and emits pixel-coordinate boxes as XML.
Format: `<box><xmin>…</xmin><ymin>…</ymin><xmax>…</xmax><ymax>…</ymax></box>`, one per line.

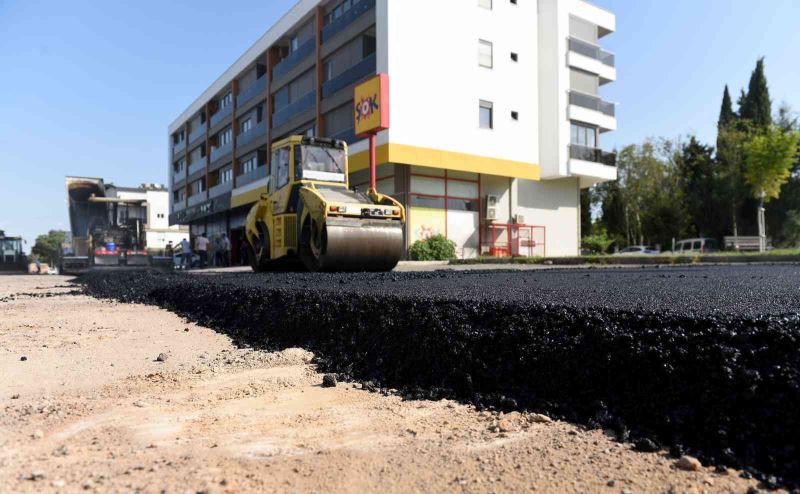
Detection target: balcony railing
<box><xmin>209</xmin><ymin>180</ymin><xmax>233</xmax><ymax>198</ymax></box>
<box><xmin>172</xmin><ymin>171</ymin><xmax>186</xmax><ymax>185</ymax></box>
<box><xmin>321</xmin><ymin>0</ymin><xmax>375</xmax><ymax>43</ymax></box>
<box><xmin>236</xmin><ymin>165</ymin><xmax>268</xmax><ymax>188</ymax></box>
<box><xmin>236</xmin><ymin>75</ymin><xmax>267</xmax><ymax>108</ymax></box>
<box><xmin>321</xmin><ymin>53</ymin><xmax>376</xmax><ymax>98</ymax></box>
<box><xmin>188</xmin><ymin>192</ymin><xmax>207</xmax><ymax>207</ymax></box>
<box><xmin>569</xmin><ymin>144</ymin><xmax>617</xmax><ymax>167</ymax></box>
<box><xmin>210</xmin><ymin>141</ymin><xmax>232</xmax><ymax>163</ymax></box>
<box><xmin>568</xmin><ymin>37</ymin><xmax>615</xmax><ymax>67</ymax></box>
<box><xmin>188</xmin><ymin>123</ymin><xmax>206</xmax><ymax>144</ymax></box>
<box><xmin>271</xmin><ymin>91</ymin><xmax>315</xmax><ymax>128</ymax></box>
<box><xmin>172</xmin><ymin>200</ymin><xmax>186</xmax><ymax>213</ymax></box>
<box><xmin>173</xmin><ymin>139</ymin><xmax>186</xmax><ymax>155</ymax></box>
<box><xmin>188</xmin><ymin>160</ymin><xmax>206</xmax><ymax>176</ymax></box>
<box><xmin>237</xmin><ymin>120</ymin><xmax>268</xmax><ymax>149</ymax></box>
<box><xmin>210</xmin><ymin>104</ymin><xmax>232</xmax><ymax>127</ymax></box>
<box><xmin>569</xmin><ymin>91</ymin><xmax>615</xmax><ymax>117</ymax></box>
<box><xmin>272</xmin><ymin>39</ymin><xmax>316</xmax><ymax>80</ymax></box>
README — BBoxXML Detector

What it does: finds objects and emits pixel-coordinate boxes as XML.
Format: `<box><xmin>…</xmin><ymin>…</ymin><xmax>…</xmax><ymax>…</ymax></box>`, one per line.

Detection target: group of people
<box><xmin>167</xmin><ymin>232</ymin><xmax>232</xmax><ymax>270</ymax></box>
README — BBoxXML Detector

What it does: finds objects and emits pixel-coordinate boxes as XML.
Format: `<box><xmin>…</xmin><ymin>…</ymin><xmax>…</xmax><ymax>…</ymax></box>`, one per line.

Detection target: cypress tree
<box><xmin>740</xmin><ymin>57</ymin><xmax>772</xmax><ymax>128</ymax></box>
<box><xmin>718</xmin><ymin>85</ymin><xmax>736</xmax><ymax>128</ymax></box>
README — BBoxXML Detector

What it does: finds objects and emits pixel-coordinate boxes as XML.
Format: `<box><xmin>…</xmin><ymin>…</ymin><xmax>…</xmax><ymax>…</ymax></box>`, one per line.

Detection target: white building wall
<box><xmin>514</xmin><ymin>177</ymin><xmax>580</xmax><ymax>257</ymax></box>
<box><xmin>385</xmin><ymin>0</ymin><xmax>539</xmax><ymax>167</ymax></box>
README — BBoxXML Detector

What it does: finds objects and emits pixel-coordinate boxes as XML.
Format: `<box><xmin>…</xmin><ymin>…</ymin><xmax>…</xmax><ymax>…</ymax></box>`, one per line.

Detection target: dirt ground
<box><xmin>0</xmin><ymin>275</ymin><xmax>769</xmax><ymax>493</ymax></box>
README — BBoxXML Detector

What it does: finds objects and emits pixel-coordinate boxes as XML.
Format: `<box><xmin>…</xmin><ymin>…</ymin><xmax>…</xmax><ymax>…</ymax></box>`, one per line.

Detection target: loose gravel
<box><xmin>79</xmin><ymin>265</ymin><xmax>800</xmax><ymax>489</ymax></box>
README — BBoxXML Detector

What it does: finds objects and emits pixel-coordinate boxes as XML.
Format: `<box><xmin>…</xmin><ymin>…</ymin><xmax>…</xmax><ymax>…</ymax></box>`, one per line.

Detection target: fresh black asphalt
<box><xmin>79</xmin><ymin>264</ymin><xmax>800</xmax><ymax>488</ymax></box>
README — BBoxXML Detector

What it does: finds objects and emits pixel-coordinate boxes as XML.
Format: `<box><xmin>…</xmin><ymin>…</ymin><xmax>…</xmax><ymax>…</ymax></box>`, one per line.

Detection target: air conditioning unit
<box><xmin>485</xmin><ymin>195</ymin><xmax>498</xmax><ymax>220</ymax></box>
<box><xmin>514</xmin><ymin>214</ymin><xmax>526</xmax><ymax>225</ymax></box>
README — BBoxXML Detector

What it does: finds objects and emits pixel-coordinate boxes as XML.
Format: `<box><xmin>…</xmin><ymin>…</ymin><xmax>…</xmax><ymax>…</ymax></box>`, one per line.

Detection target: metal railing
<box><xmin>236</xmin><ymin>75</ymin><xmax>267</xmax><ymax>108</ymax></box>
<box><xmin>272</xmin><ymin>39</ymin><xmax>316</xmax><ymax>80</ymax></box>
<box><xmin>568</xmin><ymin>37</ymin><xmax>615</xmax><ymax>67</ymax></box>
<box><xmin>188</xmin><ymin>123</ymin><xmax>206</xmax><ymax>144</ymax></box>
<box><xmin>236</xmin><ymin>165</ymin><xmax>268</xmax><ymax>188</ymax></box>
<box><xmin>271</xmin><ymin>91</ymin><xmax>315</xmax><ymax>128</ymax></box>
<box><xmin>210</xmin><ymin>104</ymin><xmax>232</xmax><ymax>127</ymax></box>
<box><xmin>569</xmin><ymin>91</ymin><xmax>616</xmax><ymax>117</ymax></box>
<box><xmin>569</xmin><ymin>144</ymin><xmax>617</xmax><ymax>167</ymax></box>
<box><xmin>209</xmin><ymin>180</ymin><xmax>233</xmax><ymax>198</ymax></box>
<box><xmin>321</xmin><ymin>0</ymin><xmax>375</xmax><ymax>43</ymax></box>
<box><xmin>188</xmin><ymin>160</ymin><xmax>206</xmax><ymax>176</ymax></box>
<box><xmin>210</xmin><ymin>141</ymin><xmax>232</xmax><ymax>163</ymax></box>
<box><xmin>321</xmin><ymin>53</ymin><xmax>376</xmax><ymax>98</ymax></box>
<box><xmin>237</xmin><ymin>120</ymin><xmax>267</xmax><ymax>149</ymax></box>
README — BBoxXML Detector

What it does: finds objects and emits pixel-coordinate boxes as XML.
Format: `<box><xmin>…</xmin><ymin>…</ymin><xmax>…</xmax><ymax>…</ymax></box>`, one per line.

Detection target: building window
<box><xmin>510</xmin><ymin>52</ymin><xmax>518</xmax><ymax>62</ymax></box>
<box><xmin>570</xmin><ymin>122</ymin><xmax>597</xmax><ymax>148</ymax></box>
<box><xmin>478</xmin><ymin>40</ymin><xmax>493</xmax><ymax>68</ymax></box>
<box><xmin>218</xmin><ymin>127</ymin><xmax>232</xmax><ymax>146</ymax></box>
<box><xmin>240</xmin><ymin>156</ymin><xmax>257</xmax><ymax>175</ymax></box>
<box><xmin>241</xmin><ymin>118</ymin><xmax>252</xmax><ymax>134</ymax></box>
<box><xmin>290</xmin><ymin>35</ymin><xmax>299</xmax><ymax>53</ymax></box>
<box><xmin>324</xmin><ymin>0</ymin><xmax>363</xmax><ymax>25</ymax></box>
<box><xmin>478</xmin><ymin>0</ymin><xmax>492</xmax><ymax>9</ymax></box>
<box><xmin>479</xmin><ymin>101</ymin><xmax>493</xmax><ymax>129</ymax></box>
<box><xmin>219</xmin><ymin>167</ymin><xmax>233</xmax><ymax>184</ymax></box>
<box><xmin>511</xmin><ymin>111</ymin><xmax>519</xmax><ymax>121</ymax></box>
<box><xmin>219</xmin><ymin>91</ymin><xmax>232</xmax><ymax>109</ymax></box>
<box><xmin>157</xmin><ymin>213</ymin><xmax>165</xmax><ymax>219</ymax></box>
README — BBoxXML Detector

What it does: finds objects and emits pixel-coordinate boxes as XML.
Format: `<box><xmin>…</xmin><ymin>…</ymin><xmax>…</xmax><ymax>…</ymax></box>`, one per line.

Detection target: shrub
<box><xmin>581</xmin><ymin>229</ymin><xmax>615</xmax><ymax>254</ymax></box>
<box><xmin>782</xmin><ymin>210</ymin><xmax>800</xmax><ymax>247</ymax></box>
<box><xmin>408</xmin><ymin>234</ymin><xmax>457</xmax><ymax>261</ymax></box>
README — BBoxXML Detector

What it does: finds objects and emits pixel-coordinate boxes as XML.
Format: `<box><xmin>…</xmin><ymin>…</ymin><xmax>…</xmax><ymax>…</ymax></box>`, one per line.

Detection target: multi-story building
<box><xmin>168</xmin><ymin>0</ymin><xmax>617</xmax><ymax>259</ymax></box>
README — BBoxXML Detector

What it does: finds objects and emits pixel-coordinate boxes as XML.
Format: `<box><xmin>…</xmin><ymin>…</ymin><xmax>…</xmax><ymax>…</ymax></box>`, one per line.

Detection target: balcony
<box><xmin>272</xmin><ymin>39</ymin><xmax>315</xmax><ymax>80</ymax></box>
<box><xmin>237</xmin><ymin>120</ymin><xmax>267</xmax><ymax>149</ymax></box>
<box><xmin>568</xmin><ymin>91</ymin><xmax>616</xmax><ymax>132</ymax></box>
<box><xmin>568</xmin><ymin>37</ymin><xmax>614</xmax><ymax>67</ymax></box>
<box><xmin>236</xmin><ymin>165</ymin><xmax>268</xmax><ymax>188</ymax></box>
<box><xmin>210</xmin><ymin>104</ymin><xmax>232</xmax><ymax>128</ymax></box>
<box><xmin>322</xmin><ymin>0</ymin><xmax>375</xmax><ymax>43</ymax></box>
<box><xmin>209</xmin><ymin>180</ymin><xmax>233</xmax><ymax>198</ymax></box>
<box><xmin>172</xmin><ymin>200</ymin><xmax>186</xmax><ymax>213</ymax></box>
<box><xmin>569</xmin><ymin>144</ymin><xmax>616</xmax><ymax>166</ymax></box>
<box><xmin>188</xmin><ymin>160</ymin><xmax>206</xmax><ymax>176</ymax></box>
<box><xmin>271</xmin><ymin>91</ymin><xmax>315</xmax><ymax>128</ymax></box>
<box><xmin>237</xmin><ymin>75</ymin><xmax>267</xmax><ymax>108</ymax></box>
<box><xmin>210</xmin><ymin>141</ymin><xmax>232</xmax><ymax>163</ymax></box>
<box><xmin>172</xmin><ymin>171</ymin><xmax>186</xmax><ymax>186</ymax></box>
<box><xmin>321</xmin><ymin>54</ymin><xmax>376</xmax><ymax>98</ymax></box>
<box><xmin>188</xmin><ymin>192</ymin><xmax>207</xmax><ymax>207</ymax></box>
<box><xmin>188</xmin><ymin>123</ymin><xmax>206</xmax><ymax>144</ymax></box>
<box><xmin>173</xmin><ymin>139</ymin><xmax>186</xmax><ymax>155</ymax></box>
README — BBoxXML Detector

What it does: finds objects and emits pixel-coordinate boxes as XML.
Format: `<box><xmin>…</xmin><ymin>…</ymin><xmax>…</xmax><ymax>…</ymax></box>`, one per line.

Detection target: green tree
<box><xmin>31</xmin><ymin>230</ymin><xmax>67</xmax><ymax>264</ymax></box>
<box><xmin>678</xmin><ymin>137</ymin><xmax>716</xmax><ymax>237</ymax></box>
<box><xmin>782</xmin><ymin>210</ymin><xmax>800</xmax><ymax>248</ymax></box>
<box><xmin>766</xmin><ymin>103</ymin><xmax>800</xmax><ymax>244</ymax></box>
<box><xmin>716</xmin><ymin>123</ymin><xmax>755</xmax><ymax>237</ymax></box>
<box><xmin>718</xmin><ymin>85</ymin><xmax>736</xmax><ymax>128</ymax></box>
<box><xmin>739</xmin><ymin>57</ymin><xmax>772</xmax><ymax>129</ymax></box>
<box><xmin>580</xmin><ymin>187</ymin><xmax>593</xmax><ymax>236</ymax></box>
<box><xmin>743</xmin><ymin>125</ymin><xmax>800</xmax><ymax>251</ymax></box>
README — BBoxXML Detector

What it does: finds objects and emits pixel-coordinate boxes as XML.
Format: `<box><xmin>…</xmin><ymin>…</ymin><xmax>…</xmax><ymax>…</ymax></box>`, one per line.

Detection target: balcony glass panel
<box><xmin>322</xmin><ymin>0</ymin><xmax>375</xmax><ymax>43</ymax></box>
<box><xmin>188</xmin><ymin>192</ymin><xmax>207</xmax><ymax>207</ymax></box>
<box><xmin>236</xmin><ymin>75</ymin><xmax>267</xmax><ymax>108</ymax></box>
<box><xmin>209</xmin><ymin>180</ymin><xmax>233</xmax><ymax>198</ymax></box>
<box><xmin>236</xmin><ymin>165</ymin><xmax>268</xmax><ymax>188</ymax></box>
<box><xmin>188</xmin><ymin>161</ymin><xmax>206</xmax><ymax>176</ymax></box>
<box><xmin>210</xmin><ymin>104</ymin><xmax>232</xmax><ymax>127</ymax></box>
<box><xmin>210</xmin><ymin>142</ymin><xmax>232</xmax><ymax>163</ymax></box>
<box><xmin>321</xmin><ymin>54</ymin><xmax>376</xmax><ymax>98</ymax></box>
<box><xmin>173</xmin><ymin>140</ymin><xmax>186</xmax><ymax>155</ymax></box>
<box><xmin>570</xmin><ymin>144</ymin><xmax>617</xmax><ymax>167</ymax></box>
<box><xmin>569</xmin><ymin>91</ymin><xmax>615</xmax><ymax>117</ymax></box>
<box><xmin>237</xmin><ymin>120</ymin><xmax>268</xmax><ymax>149</ymax></box>
<box><xmin>271</xmin><ymin>91</ymin><xmax>316</xmax><ymax>128</ymax></box>
<box><xmin>568</xmin><ymin>37</ymin><xmax>615</xmax><ymax>67</ymax></box>
<box><xmin>272</xmin><ymin>39</ymin><xmax>316</xmax><ymax>80</ymax></box>
<box><xmin>188</xmin><ymin>124</ymin><xmax>206</xmax><ymax>144</ymax></box>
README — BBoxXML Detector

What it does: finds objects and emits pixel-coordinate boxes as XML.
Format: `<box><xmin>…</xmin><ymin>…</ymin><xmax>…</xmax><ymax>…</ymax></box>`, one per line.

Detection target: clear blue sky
<box><xmin>1</xmin><ymin>0</ymin><xmax>798</xmax><ymax>251</ymax></box>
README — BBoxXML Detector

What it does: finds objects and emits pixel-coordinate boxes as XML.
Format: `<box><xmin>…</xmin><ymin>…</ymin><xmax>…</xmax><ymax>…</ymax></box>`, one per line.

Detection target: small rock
<box><xmin>133</xmin><ymin>400</ymin><xmax>149</xmax><ymax>408</ymax></box>
<box><xmin>497</xmin><ymin>418</ymin><xmax>516</xmax><ymax>433</ymax></box>
<box><xmin>51</xmin><ymin>479</ymin><xmax>66</xmax><ymax>488</ymax></box>
<box><xmin>20</xmin><ymin>356</ymin><xmax>28</xmax><ymax>362</ymax></box>
<box><xmin>352</xmin><ymin>383</ymin><xmax>362</xmax><ymax>389</ymax></box>
<box><xmin>633</xmin><ymin>437</ymin><xmax>659</xmax><ymax>452</ymax></box>
<box><xmin>23</xmin><ymin>471</ymin><xmax>45</xmax><ymax>481</ymax></box>
<box><xmin>11</xmin><ymin>394</ymin><xmax>20</xmax><ymax>399</ymax></box>
<box><xmin>31</xmin><ymin>429</ymin><xmax>44</xmax><ymax>440</ymax></box>
<box><xmin>607</xmin><ymin>480</ymin><xmax>615</xmax><ymax>487</ymax></box>
<box><xmin>184</xmin><ymin>328</ymin><xmax>189</xmax><ymax>332</ymax></box>
<box><xmin>53</xmin><ymin>445</ymin><xmax>69</xmax><ymax>456</ymax></box>
<box><xmin>674</xmin><ymin>455</ymin><xmax>702</xmax><ymax>471</ymax></box>
<box><xmin>622</xmin><ymin>489</ymin><xmax>632</xmax><ymax>494</ymax></box>
<box><xmin>321</xmin><ymin>374</ymin><xmax>337</xmax><ymax>388</ymax></box>
<box><xmin>528</xmin><ymin>413</ymin><xmax>552</xmax><ymax>424</ymax></box>
<box><xmin>155</xmin><ymin>353</ymin><xmax>168</xmax><ymax>362</ymax></box>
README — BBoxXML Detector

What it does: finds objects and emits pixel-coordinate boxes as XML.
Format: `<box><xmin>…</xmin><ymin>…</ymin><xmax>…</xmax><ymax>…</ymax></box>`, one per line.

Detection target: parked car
<box><xmin>173</xmin><ymin>253</ymin><xmax>200</xmax><ymax>269</ymax></box>
<box><xmin>673</xmin><ymin>238</ymin><xmax>719</xmax><ymax>254</ymax></box>
<box><xmin>613</xmin><ymin>245</ymin><xmax>661</xmax><ymax>256</ymax></box>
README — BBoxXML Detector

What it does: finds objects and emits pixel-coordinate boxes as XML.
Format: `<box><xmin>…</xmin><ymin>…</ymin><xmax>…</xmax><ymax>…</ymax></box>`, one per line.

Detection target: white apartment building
<box><xmin>168</xmin><ymin>0</ymin><xmax>617</xmax><ymax>259</ymax></box>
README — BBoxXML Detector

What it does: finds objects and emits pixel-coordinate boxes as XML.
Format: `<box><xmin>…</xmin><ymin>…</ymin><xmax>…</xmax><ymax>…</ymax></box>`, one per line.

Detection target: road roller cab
<box><xmin>245</xmin><ymin>135</ymin><xmax>405</xmax><ymax>272</ymax></box>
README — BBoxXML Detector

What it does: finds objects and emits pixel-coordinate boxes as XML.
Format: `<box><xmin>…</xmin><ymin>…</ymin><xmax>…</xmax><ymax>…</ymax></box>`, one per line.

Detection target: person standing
<box><xmin>195</xmin><ymin>233</ymin><xmax>209</xmax><ymax>269</ymax></box>
<box><xmin>213</xmin><ymin>235</ymin><xmax>223</xmax><ymax>267</ymax></box>
<box><xmin>179</xmin><ymin>238</ymin><xmax>192</xmax><ymax>270</ymax></box>
<box><xmin>165</xmin><ymin>241</ymin><xmax>174</xmax><ymax>258</ymax></box>
<box><xmin>223</xmin><ymin>233</ymin><xmax>232</xmax><ymax>267</ymax></box>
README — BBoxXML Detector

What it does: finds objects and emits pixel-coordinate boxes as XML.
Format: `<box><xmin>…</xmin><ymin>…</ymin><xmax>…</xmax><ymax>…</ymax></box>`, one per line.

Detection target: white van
<box><xmin>673</xmin><ymin>238</ymin><xmax>718</xmax><ymax>254</ymax></box>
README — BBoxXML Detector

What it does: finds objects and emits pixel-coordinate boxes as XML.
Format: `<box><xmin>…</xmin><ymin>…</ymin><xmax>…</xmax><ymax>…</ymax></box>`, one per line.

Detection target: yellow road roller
<box><xmin>244</xmin><ymin>135</ymin><xmax>405</xmax><ymax>272</ymax></box>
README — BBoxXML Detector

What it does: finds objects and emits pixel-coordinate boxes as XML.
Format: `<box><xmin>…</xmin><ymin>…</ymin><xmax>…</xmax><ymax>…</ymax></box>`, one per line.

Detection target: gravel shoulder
<box><xmin>0</xmin><ymin>275</ymin><xmax>767</xmax><ymax>493</ymax></box>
